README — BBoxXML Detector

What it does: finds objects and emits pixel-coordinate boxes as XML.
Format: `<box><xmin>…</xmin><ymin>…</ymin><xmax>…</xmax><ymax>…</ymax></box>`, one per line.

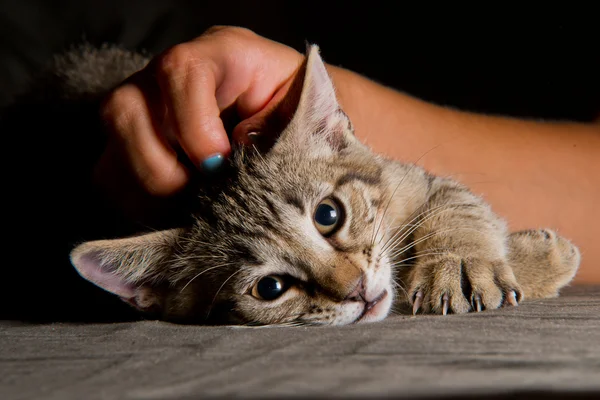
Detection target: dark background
<box><xmin>1</xmin><ymin>1</ymin><xmax>599</xmax><ymax>322</ymax></box>
<box><xmin>2</xmin><ymin>1</ymin><xmax>599</xmax><ymax>120</ymax></box>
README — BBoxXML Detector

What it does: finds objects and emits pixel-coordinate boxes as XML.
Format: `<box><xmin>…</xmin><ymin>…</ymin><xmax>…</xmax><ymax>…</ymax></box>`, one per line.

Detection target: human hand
<box><xmin>94</xmin><ymin>26</ymin><xmax>303</xmax><ymax>223</ymax></box>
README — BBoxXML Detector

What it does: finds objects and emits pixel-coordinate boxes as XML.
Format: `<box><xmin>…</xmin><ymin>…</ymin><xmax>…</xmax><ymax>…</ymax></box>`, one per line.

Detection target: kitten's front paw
<box><xmin>407</xmin><ymin>254</ymin><xmax>523</xmax><ymax>315</ymax></box>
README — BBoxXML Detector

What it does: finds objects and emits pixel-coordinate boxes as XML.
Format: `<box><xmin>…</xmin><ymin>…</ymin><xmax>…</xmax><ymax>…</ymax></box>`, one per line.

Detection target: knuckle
<box><xmin>139</xmin><ymin>161</ymin><xmax>181</xmax><ymax>197</ymax></box>
<box><xmin>139</xmin><ymin>172</ymin><xmax>167</xmax><ymax>196</ymax></box>
<box><xmin>156</xmin><ymin>43</ymin><xmax>213</xmax><ymax>87</ymax></box>
<box><xmin>203</xmin><ymin>25</ymin><xmax>255</xmax><ymax>39</ymax></box>
<box><xmin>157</xmin><ymin>43</ymin><xmax>193</xmax><ymax>78</ymax></box>
<box><xmin>101</xmin><ymin>85</ymin><xmax>145</xmax><ymax>134</ymax></box>
<box><xmin>202</xmin><ymin>25</ymin><xmax>229</xmax><ymax>36</ymax></box>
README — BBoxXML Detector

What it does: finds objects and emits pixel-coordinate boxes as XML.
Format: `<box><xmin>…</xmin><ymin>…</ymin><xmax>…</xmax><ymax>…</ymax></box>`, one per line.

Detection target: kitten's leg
<box><xmin>396</xmin><ymin>177</ymin><xmax>522</xmax><ymax>315</ymax></box>
<box><xmin>507</xmin><ymin>229</ymin><xmax>580</xmax><ymax>299</ymax></box>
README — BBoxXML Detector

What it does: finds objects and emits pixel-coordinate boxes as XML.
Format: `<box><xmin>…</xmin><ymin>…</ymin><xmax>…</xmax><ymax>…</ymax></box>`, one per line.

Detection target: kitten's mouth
<box><xmin>353</xmin><ymin>289</ymin><xmax>389</xmax><ymax>324</ymax></box>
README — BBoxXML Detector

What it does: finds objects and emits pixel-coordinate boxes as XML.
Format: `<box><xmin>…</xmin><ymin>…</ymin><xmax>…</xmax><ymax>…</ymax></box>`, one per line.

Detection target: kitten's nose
<box><xmin>345</xmin><ymin>276</ymin><xmax>366</xmax><ymax>302</ymax></box>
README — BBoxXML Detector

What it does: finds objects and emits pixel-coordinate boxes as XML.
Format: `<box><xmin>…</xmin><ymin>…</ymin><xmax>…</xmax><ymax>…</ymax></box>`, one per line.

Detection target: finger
<box><xmin>101</xmin><ymin>82</ymin><xmax>190</xmax><ymax>196</ymax></box>
<box><xmin>155</xmin><ymin>44</ymin><xmax>231</xmax><ymax>173</ymax></box>
<box><xmin>231</xmin><ymin>72</ymin><xmax>296</xmax><ymax>146</ymax></box>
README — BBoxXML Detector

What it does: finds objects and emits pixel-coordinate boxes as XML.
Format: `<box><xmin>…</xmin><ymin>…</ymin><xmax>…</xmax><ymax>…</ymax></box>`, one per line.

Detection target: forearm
<box><xmin>328</xmin><ymin>65</ymin><xmax>600</xmax><ymax>284</ymax></box>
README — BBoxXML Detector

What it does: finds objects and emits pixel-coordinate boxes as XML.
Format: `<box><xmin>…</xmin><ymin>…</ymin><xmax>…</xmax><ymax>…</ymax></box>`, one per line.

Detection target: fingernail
<box><xmin>201</xmin><ymin>154</ymin><xmax>224</xmax><ymax>174</ymax></box>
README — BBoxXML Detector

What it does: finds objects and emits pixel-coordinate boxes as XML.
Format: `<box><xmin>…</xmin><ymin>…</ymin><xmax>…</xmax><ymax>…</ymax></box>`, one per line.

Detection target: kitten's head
<box><xmin>71</xmin><ymin>45</ymin><xmax>396</xmax><ymax>326</ymax></box>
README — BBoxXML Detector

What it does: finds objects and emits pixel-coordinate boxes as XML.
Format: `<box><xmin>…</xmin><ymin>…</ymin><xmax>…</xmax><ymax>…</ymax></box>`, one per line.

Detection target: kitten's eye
<box><xmin>252</xmin><ymin>276</ymin><xmax>287</xmax><ymax>301</ymax></box>
<box><xmin>314</xmin><ymin>198</ymin><xmax>343</xmax><ymax>236</ymax></box>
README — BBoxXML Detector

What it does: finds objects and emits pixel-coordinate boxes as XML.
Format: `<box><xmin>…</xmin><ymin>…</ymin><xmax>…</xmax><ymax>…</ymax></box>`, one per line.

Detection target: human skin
<box><xmin>96</xmin><ymin>26</ymin><xmax>600</xmax><ymax>284</ymax></box>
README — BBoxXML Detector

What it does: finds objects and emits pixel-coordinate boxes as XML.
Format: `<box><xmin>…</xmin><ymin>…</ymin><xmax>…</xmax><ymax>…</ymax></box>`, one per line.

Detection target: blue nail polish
<box><xmin>201</xmin><ymin>154</ymin><xmax>224</xmax><ymax>173</ymax></box>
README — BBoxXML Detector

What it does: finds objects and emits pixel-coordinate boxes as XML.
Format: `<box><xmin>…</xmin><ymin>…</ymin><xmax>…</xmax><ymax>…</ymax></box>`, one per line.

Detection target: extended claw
<box><xmin>412</xmin><ymin>290</ymin><xmax>423</xmax><ymax>315</ymax></box>
<box><xmin>442</xmin><ymin>293</ymin><xmax>449</xmax><ymax>316</ymax></box>
<box><xmin>505</xmin><ymin>290</ymin><xmax>519</xmax><ymax>307</ymax></box>
<box><xmin>472</xmin><ymin>294</ymin><xmax>483</xmax><ymax>312</ymax></box>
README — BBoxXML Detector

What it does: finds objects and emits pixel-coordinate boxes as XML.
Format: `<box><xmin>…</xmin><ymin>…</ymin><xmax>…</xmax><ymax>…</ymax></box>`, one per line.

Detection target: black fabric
<box><xmin>1</xmin><ymin>1</ymin><xmax>599</xmax><ymax>120</ymax></box>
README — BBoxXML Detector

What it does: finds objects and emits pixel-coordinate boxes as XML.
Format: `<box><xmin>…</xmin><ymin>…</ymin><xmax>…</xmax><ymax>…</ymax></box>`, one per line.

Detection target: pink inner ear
<box><xmin>305</xmin><ymin>47</ymin><xmax>338</xmax><ymax>117</ymax></box>
<box><xmin>76</xmin><ymin>252</ymin><xmax>137</xmax><ymax>299</ymax></box>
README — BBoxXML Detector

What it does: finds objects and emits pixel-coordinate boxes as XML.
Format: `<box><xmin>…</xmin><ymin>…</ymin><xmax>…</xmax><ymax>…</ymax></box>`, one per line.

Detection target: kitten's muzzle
<box><xmin>353</xmin><ymin>289</ymin><xmax>389</xmax><ymax>323</ymax></box>
<box><xmin>344</xmin><ymin>276</ymin><xmax>366</xmax><ymax>302</ymax></box>
<box><xmin>344</xmin><ymin>276</ymin><xmax>385</xmax><ymax>305</ymax></box>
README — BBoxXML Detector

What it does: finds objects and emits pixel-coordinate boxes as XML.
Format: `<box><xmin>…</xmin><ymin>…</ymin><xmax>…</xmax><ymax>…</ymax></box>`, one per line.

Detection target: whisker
<box><xmin>377</xmin><ymin>200</ymin><xmax>458</xmax><ymax>250</ymax></box>
<box><xmin>206</xmin><ymin>268</ymin><xmax>246</xmax><ymax>320</ymax></box>
<box><xmin>384</xmin><ymin>200</ymin><xmax>475</xmax><ymax>253</ymax></box>
<box><xmin>411</xmin><ymin>247</ymin><xmax>453</xmax><ymax>256</ymax></box>
<box><xmin>371</xmin><ymin>144</ymin><xmax>443</xmax><ymax>247</ymax></box>
<box><xmin>370</xmin><ymin>176</ymin><xmax>404</xmax><ymax>246</ymax></box>
<box><xmin>251</xmin><ymin>143</ymin><xmax>268</xmax><ymax>167</ymax></box>
<box><xmin>380</xmin><ymin>201</ymin><xmax>467</xmax><ymax>254</ymax></box>
<box><xmin>392</xmin><ymin>279</ymin><xmax>408</xmax><ymax>299</ymax></box>
<box><xmin>175</xmin><ymin>254</ymin><xmax>227</xmax><ymax>263</ymax></box>
<box><xmin>380</xmin><ymin>200</ymin><xmax>462</xmax><ymax>242</ymax></box>
<box><xmin>388</xmin><ymin>229</ymin><xmax>456</xmax><ymax>259</ymax></box>
<box><xmin>179</xmin><ymin>262</ymin><xmax>237</xmax><ymax>293</ymax></box>
<box><xmin>388</xmin><ymin>226</ymin><xmax>482</xmax><ymax>259</ymax></box>
<box><xmin>374</xmin><ymin>180</ymin><xmax>439</xmax><ymax>247</ymax></box>
<box><xmin>390</xmin><ymin>251</ymin><xmax>449</xmax><ymax>266</ymax></box>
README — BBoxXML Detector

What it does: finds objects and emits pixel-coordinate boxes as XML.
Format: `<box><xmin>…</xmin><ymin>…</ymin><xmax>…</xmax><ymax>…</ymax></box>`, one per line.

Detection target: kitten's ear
<box><xmin>236</xmin><ymin>44</ymin><xmax>356</xmax><ymax>154</ymax></box>
<box><xmin>284</xmin><ymin>44</ymin><xmax>354</xmax><ymax>150</ymax></box>
<box><xmin>70</xmin><ymin>228</ymin><xmax>184</xmax><ymax>313</ymax></box>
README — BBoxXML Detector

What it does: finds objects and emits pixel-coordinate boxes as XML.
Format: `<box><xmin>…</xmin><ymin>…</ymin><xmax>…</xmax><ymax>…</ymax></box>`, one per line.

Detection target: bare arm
<box><xmin>329</xmin><ymin>65</ymin><xmax>600</xmax><ymax>284</ymax></box>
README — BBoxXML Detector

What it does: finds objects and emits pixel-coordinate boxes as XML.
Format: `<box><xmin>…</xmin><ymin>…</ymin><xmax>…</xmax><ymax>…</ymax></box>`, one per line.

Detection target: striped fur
<box><xmin>70</xmin><ymin>45</ymin><xmax>580</xmax><ymax>326</ymax></box>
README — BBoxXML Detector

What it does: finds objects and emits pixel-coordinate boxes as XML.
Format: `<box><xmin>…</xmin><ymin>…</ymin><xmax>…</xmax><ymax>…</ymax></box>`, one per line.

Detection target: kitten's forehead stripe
<box><xmin>335</xmin><ymin>171</ymin><xmax>381</xmax><ymax>189</ymax></box>
<box><xmin>284</xmin><ymin>193</ymin><xmax>305</xmax><ymax>214</ymax></box>
<box><xmin>260</xmin><ymin>194</ymin><xmax>282</xmax><ymax>222</ymax></box>
<box><xmin>234</xmin><ymin>240</ymin><xmax>263</xmax><ymax>266</ymax></box>
<box><xmin>211</xmin><ymin>185</ymin><xmax>292</xmax><ymax>242</ymax></box>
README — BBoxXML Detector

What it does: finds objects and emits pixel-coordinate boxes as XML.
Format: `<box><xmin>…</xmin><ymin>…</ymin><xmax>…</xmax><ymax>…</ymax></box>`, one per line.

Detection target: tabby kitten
<box><xmin>69</xmin><ymin>44</ymin><xmax>580</xmax><ymax>326</ymax></box>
